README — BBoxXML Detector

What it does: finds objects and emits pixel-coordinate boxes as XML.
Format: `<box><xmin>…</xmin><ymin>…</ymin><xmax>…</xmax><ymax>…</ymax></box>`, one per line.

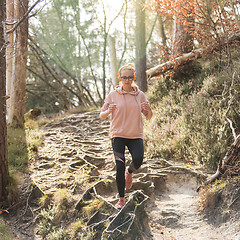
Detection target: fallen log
<box><xmin>146</xmin><ymin>32</ymin><xmax>240</xmax><ymax>78</ymax></box>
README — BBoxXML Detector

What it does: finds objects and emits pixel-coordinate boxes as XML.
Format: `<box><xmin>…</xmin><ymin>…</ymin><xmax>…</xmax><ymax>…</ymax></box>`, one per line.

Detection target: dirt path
<box><xmin>146</xmin><ymin>173</ymin><xmax>233</xmax><ymax>240</ymax></box>
<box><xmin>8</xmin><ymin>110</ymin><xmax>239</xmax><ymax>239</ymax></box>
<box><xmin>30</xmin><ymin>110</ymin><xmax>114</xmax><ymax>197</ymax></box>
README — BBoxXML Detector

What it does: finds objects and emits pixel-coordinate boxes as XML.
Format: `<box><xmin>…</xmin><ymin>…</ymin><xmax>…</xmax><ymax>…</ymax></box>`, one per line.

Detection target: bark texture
<box><xmin>171</xmin><ymin>2</ymin><xmax>195</xmax><ymax>80</ymax></box>
<box><xmin>0</xmin><ymin>0</ymin><xmax>9</xmax><ymax>202</ymax></box>
<box><xmin>8</xmin><ymin>0</ymin><xmax>28</xmax><ymax>127</ymax></box>
<box><xmin>6</xmin><ymin>0</ymin><xmax>14</xmax><ymax>112</ymax></box>
<box><xmin>135</xmin><ymin>0</ymin><xmax>147</xmax><ymax>92</ymax></box>
<box><xmin>108</xmin><ymin>35</ymin><xmax>118</xmax><ymax>87</ymax></box>
<box><xmin>172</xmin><ymin>12</ymin><xmax>194</xmax><ymax>56</ymax></box>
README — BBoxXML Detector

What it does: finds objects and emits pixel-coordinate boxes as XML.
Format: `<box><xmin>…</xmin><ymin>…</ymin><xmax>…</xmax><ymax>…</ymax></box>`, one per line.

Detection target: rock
<box><xmin>25</xmin><ymin>108</ymin><xmax>41</xmax><ymax>120</ymax></box>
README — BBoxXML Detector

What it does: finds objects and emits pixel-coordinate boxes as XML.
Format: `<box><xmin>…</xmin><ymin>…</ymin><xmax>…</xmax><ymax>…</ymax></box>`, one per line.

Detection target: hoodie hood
<box><xmin>115</xmin><ymin>85</ymin><xmax>140</xmax><ymax>96</ymax></box>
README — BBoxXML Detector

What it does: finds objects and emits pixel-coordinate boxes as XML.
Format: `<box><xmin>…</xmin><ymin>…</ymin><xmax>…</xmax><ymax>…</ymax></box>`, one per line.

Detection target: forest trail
<box><xmin>9</xmin><ymin>110</ymin><xmax>239</xmax><ymax>239</ymax></box>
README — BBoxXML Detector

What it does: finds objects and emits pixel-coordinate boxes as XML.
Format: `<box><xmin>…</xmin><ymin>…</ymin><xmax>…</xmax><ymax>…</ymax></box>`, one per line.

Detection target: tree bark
<box><xmin>158</xmin><ymin>15</ymin><xmax>169</xmax><ymax>63</ymax></box>
<box><xmin>6</xmin><ymin>0</ymin><xmax>14</xmax><ymax>114</ymax></box>
<box><xmin>172</xmin><ymin>1</ymin><xmax>195</xmax><ymax>80</ymax></box>
<box><xmin>135</xmin><ymin>0</ymin><xmax>147</xmax><ymax>92</ymax></box>
<box><xmin>8</xmin><ymin>0</ymin><xmax>28</xmax><ymax>127</ymax></box>
<box><xmin>172</xmin><ymin>13</ymin><xmax>194</xmax><ymax>56</ymax></box>
<box><xmin>0</xmin><ymin>0</ymin><xmax>9</xmax><ymax>203</ymax></box>
<box><xmin>108</xmin><ymin>35</ymin><xmax>118</xmax><ymax>87</ymax></box>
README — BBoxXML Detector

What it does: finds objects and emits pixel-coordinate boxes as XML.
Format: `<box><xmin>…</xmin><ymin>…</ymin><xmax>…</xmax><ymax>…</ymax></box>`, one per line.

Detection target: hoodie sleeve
<box><xmin>140</xmin><ymin>91</ymin><xmax>148</xmax><ymax>103</ymax></box>
<box><xmin>101</xmin><ymin>93</ymin><xmax>112</xmax><ymax>112</ymax></box>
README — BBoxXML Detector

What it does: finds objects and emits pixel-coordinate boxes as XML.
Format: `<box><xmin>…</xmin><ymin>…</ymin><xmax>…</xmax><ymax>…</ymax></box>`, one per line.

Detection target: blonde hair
<box><xmin>118</xmin><ymin>64</ymin><xmax>137</xmax><ymax>87</ymax></box>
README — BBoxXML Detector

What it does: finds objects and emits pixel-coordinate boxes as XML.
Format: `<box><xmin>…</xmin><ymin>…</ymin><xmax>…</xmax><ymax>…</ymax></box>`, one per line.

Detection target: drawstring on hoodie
<box><xmin>111</xmin><ymin>85</ymin><xmax>142</xmax><ymax>140</ymax></box>
<box><xmin>134</xmin><ymin>94</ymin><xmax>142</xmax><ymax>130</ymax></box>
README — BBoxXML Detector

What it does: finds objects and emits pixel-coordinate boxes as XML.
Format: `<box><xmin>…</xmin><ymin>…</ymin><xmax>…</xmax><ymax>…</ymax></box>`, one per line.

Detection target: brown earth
<box><xmin>4</xmin><ymin>110</ymin><xmax>240</xmax><ymax>240</ymax></box>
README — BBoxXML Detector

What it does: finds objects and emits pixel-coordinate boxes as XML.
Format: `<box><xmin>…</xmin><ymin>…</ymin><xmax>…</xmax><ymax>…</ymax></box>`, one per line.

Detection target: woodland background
<box><xmin>0</xmin><ymin>0</ymin><xmax>240</xmax><ymax>238</ymax></box>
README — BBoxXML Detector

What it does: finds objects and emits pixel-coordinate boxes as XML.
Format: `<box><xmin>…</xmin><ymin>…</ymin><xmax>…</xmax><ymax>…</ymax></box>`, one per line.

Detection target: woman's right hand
<box><xmin>108</xmin><ymin>104</ymin><xmax>117</xmax><ymax>113</ymax></box>
<box><xmin>100</xmin><ymin>104</ymin><xmax>117</xmax><ymax>120</ymax></box>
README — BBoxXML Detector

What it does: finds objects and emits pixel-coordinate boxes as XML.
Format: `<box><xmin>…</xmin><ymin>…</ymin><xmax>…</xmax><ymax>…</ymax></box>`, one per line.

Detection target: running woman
<box><xmin>100</xmin><ymin>65</ymin><xmax>152</xmax><ymax>209</ymax></box>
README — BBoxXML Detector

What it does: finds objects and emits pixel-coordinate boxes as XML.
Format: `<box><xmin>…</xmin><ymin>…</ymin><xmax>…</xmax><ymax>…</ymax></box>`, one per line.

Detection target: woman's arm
<box><xmin>100</xmin><ymin>109</ymin><xmax>111</xmax><ymax>120</ymax></box>
<box><xmin>99</xmin><ymin>104</ymin><xmax>117</xmax><ymax>120</ymax></box>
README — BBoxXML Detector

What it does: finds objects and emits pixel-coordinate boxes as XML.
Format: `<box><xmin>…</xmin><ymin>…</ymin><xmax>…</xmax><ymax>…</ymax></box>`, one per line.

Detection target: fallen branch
<box><xmin>146</xmin><ymin>32</ymin><xmax>240</xmax><ymax>77</ymax></box>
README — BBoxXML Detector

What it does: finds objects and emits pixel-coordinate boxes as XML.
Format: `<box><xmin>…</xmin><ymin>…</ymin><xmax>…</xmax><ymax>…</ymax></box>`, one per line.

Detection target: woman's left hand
<box><xmin>141</xmin><ymin>102</ymin><xmax>152</xmax><ymax>120</ymax></box>
<box><xmin>141</xmin><ymin>102</ymin><xmax>151</xmax><ymax>112</ymax></box>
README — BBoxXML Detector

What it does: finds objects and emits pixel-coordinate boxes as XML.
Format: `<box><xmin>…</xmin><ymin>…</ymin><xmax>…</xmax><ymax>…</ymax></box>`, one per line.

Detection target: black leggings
<box><xmin>111</xmin><ymin>137</ymin><xmax>144</xmax><ymax>197</ymax></box>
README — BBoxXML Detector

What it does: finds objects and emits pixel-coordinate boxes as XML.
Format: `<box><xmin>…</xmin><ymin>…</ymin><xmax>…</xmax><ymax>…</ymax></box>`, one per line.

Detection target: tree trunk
<box><xmin>158</xmin><ymin>15</ymin><xmax>169</xmax><ymax>63</ymax></box>
<box><xmin>6</xmin><ymin>0</ymin><xmax>14</xmax><ymax>115</ymax></box>
<box><xmin>135</xmin><ymin>0</ymin><xmax>147</xmax><ymax>92</ymax></box>
<box><xmin>172</xmin><ymin>17</ymin><xmax>194</xmax><ymax>56</ymax></box>
<box><xmin>102</xmin><ymin>27</ymin><xmax>107</xmax><ymax>101</ymax></box>
<box><xmin>8</xmin><ymin>0</ymin><xmax>28</xmax><ymax>127</ymax></box>
<box><xmin>172</xmin><ymin>2</ymin><xmax>195</xmax><ymax>80</ymax></box>
<box><xmin>0</xmin><ymin>0</ymin><xmax>9</xmax><ymax>203</ymax></box>
<box><xmin>108</xmin><ymin>35</ymin><xmax>118</xmax><ymax>87</ymax></box>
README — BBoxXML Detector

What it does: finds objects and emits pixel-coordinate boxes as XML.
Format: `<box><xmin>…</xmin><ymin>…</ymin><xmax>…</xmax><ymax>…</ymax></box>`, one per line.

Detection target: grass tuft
<box><xmin>0</xmin><ymin>217</ymin><xmax>14</xmax><ymax>240</ymax></box>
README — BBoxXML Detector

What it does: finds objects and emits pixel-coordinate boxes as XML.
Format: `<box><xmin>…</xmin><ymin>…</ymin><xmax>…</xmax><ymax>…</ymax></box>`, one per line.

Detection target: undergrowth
<box><xmin>3</xmin><ymin>118</ymin><xmax>44</xmax><ymax>238</ymax></box>
<box><xmin>145</xmin><ymin>55</ymin><xmax>240</xmax><ymax>169</ymax></box>
<box><xmin>7</xmin><ymin>118</ymin><xmax>43</xmax><ymax>171</ymax></box>
<box><xmin>6</xmin><ymin>118</ymin><xmax>43</xmax><ymax>201</ymax></box>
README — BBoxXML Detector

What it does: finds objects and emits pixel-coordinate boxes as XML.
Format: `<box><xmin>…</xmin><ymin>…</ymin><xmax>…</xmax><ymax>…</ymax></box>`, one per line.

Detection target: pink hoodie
<box><xmin>101</xmin><ymin>85</ymin><xmax>148</xmax><ymax>139</ymax></box>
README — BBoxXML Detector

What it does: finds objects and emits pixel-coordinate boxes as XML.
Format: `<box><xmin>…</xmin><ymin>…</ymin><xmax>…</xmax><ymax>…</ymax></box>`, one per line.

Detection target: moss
<box><xmin>81</xmin><ymin>198</ymin><xmax>104</xmax><ymax>219</ymax></box>
<box><xmin>39</xmin><ymin>194</ymin><xmax>49</xmax><ymax>207</ymax></box>
<box><xmin>6</xmin><ymin>173</ymin><xmax>21</xmax><ymax>204</ymax></box>
<box><xmin>7</xmin><ymin>127</ymin><xmax>28</xmax><ymax>169</ymax></box>
<box><xmin>68</xmin><ymin>220</ymin><xmax>85</xmax><ymax>238</ymax></box>
<box><xmin>7</xmin><ymin>118</ymin><xmax>43</xmax><ymax>170</ymax></box>
<box><xmin>100</xmin><ymin>203</ymin><xmax>112</xmax><ymax>215</ymax></box>
<box><xmin>53</xmin><ymin>189</ymin><xmax>71</xmax><ymax>207</ymax></box>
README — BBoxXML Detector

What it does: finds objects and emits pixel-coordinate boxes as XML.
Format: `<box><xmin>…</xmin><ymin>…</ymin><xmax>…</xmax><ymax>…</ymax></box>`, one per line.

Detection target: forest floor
<box><xmin>4</xmin><ymin>110</ymin><xmax>240</xmax><ymax>240</ymax></box>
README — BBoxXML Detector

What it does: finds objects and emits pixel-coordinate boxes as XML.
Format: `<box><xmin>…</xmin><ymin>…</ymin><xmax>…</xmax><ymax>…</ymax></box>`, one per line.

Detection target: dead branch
<box><xmin>224</xmin><ymin>71</ymin><xmax>237</xmax><ymax>141</ymax></box>
<box><xmin>226</xmin><ymin>117</ymin><xmax>237</xmax><ymax>141</ymax></box>
<box><xmin>146</xmin><ymin>32</ymin><xmax>240</xmax><ymax>77</ymax></box>
<box><xmin>206</xmin><ymin>134</ymin><xmax>240</xmax><ymax>184</ymax></box>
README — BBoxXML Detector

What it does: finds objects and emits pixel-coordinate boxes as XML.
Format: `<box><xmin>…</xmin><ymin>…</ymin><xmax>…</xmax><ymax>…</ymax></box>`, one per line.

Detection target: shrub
<box><xmin>145</xmin><ymin>60</ymin><xmax>240</xmax><ymax>169</ymax></box>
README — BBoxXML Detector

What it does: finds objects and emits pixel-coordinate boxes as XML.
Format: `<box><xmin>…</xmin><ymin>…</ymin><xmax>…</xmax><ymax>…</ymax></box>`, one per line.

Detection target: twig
<box><xmin>228</xmin><ymin>195</ymin><xmax>240</xmax><ymax>208</ymax></box>
<box><xmin>14</xmin><ymin>185</ymin><xmax>33</xmax><ymax>224</ymax></box>
<box><xmin>226</xmin><ymin>117</ymin><xmax>237</xmax><ymax>140</ymax></box>
<box><xmin>225</xmin><ymin>71</ymin><xmax>237</xmax><ymax>140</ymax></box>
<box><xmin>7</xmin><ymin>0</ymin><xmax>43</xmax><ymax>34</ymax></box>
